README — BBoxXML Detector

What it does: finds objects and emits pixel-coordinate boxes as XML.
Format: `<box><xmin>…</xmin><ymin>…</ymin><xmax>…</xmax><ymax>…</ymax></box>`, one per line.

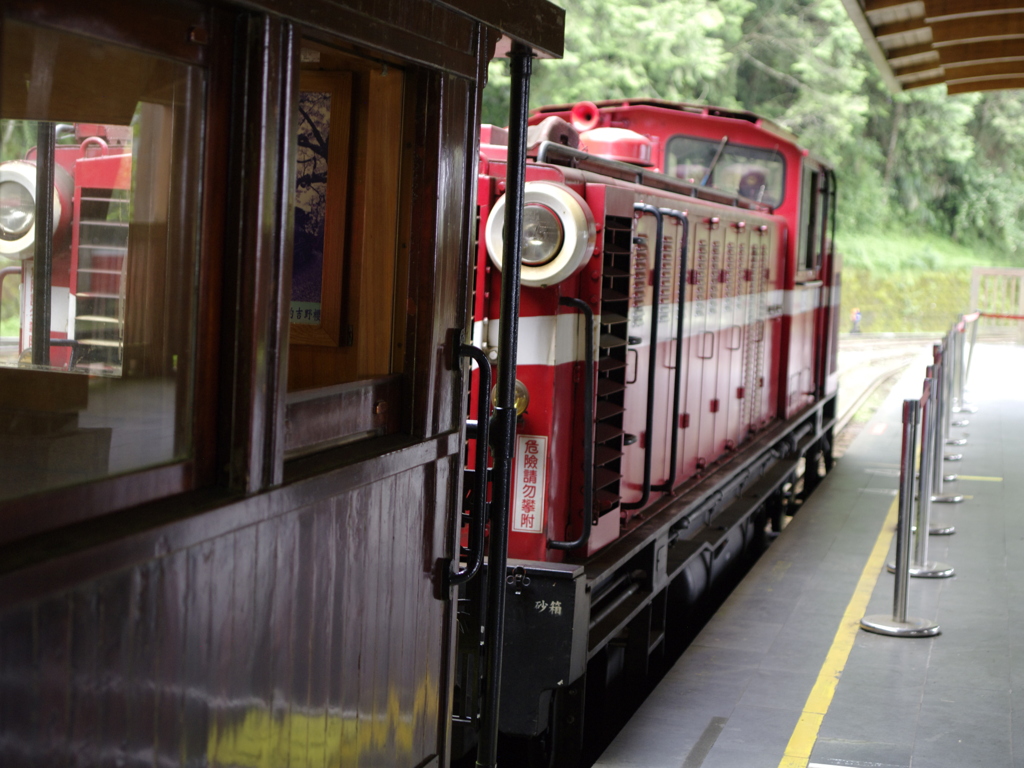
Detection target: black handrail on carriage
<box><xmin>477</xmin><ymin>41</ymin><xmax>532</xmax><ymax>768</ymax></box>
<box><xmin>621</xmin><ymin>204</ymin><xmax>664</xmax><ymax>511</ymax></box>
<box><xmin>32</xmin><ymin>122</ymin><xmax>56</xmax><ymax>367</ymax></box>
<box><xmin>549</xmin><ymin>296</ymin><xmax>595</xmax><ymax>550</ymax></box>
<box><xmin>652</xmin><ymin>209</ymin><xmax>688</xmax><ymax>494</ymax></box>
<box><xmin>448</xmin><ymin>343</ymin><xmax>491</xmax><ymax>587</ymax></box>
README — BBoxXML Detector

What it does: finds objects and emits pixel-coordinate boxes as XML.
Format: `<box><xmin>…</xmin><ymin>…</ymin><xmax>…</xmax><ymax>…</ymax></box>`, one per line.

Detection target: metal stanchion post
<box><xmin>965</xmin><ymin>311</ymin><xmax>979</xmax><ymax>389</ymax></box>
<box><xmin>952</xmin><ymin>319</ymin><xmax>970</xmax><ymax>428</ymax></box>
<box><xmin>953</xmin><ymin>323</ymin><xmax>977</xmax><ymax>414</ymax></box>
<box><xmin>862</xmin><ymin>398</ymin><xmax>940</xmax><ymax>637</ymax></box>
<box><xmin>910</xmin><ymin>367</ymin><xmax>954</xmax><ymax>575</ymax></box>
<box><xmin>935</xmin><ymin>346</ymin><xmax>963</xmax><ymax>464</ymax></box>
<box><xmin>944</xmin><ymin>330</ymin><xmax>967</xmax><ymax>447</ymax></box>
<box><xmin>933</xmin><ymin>342</ymin><xmax>964</xmax><ymax>506</ymax></box>
<box><xmin>931</xmin><ymin>351</ymin><xmax>963</xmax><ymax>506</ymax></box>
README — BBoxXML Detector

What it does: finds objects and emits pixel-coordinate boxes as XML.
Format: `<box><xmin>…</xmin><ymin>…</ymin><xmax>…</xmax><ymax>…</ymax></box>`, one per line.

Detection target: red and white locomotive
<box><xmin>456</xmin><ymin>100</ymin><xmax>840</xmax><ymax>763</ymax></box>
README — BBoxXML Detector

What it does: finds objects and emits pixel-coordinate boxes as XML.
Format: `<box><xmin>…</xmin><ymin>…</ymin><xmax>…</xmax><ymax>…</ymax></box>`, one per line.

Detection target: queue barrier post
<box><xmin>933</xmin><ymin>340</ymin><xmax>964</xmax><ymax>507</ymax></box>
<box><xmin>862</xmin><ymin>398</ymin><xmax>941</xmax><ymax>638</ymax></box>
<box><xmin>916</xmin><ymin>365</ymin><xmax>955</xmax><ymax>572</ymax></box>
<box><xmin>934</xmin><ymin>346</ymin><xmax>963</xmax><ymax>465</ymax></box>
<box><xmin>944</xmin><ymin>329</ymin><xmax>967</xmax><ymax>447</ymax></box>
<box><xmin>953</xmin><ymin>321</ymin><xmax>978</xmax><ymax>414</ymax></box>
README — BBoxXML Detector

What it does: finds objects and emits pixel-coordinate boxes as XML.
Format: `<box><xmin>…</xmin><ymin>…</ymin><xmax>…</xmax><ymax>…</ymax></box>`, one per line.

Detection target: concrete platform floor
<box><xmin>594</xmin><ymin>343</ymin><xmax>1024</xmax><ymax>768</ymax></box>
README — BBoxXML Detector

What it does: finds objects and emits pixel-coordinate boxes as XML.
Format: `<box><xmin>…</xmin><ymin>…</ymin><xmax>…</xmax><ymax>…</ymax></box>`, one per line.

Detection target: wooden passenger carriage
<box><xmin>0</xmin><ymin>1</ymin><xmax>561</xmax><ymax>765</ymax></box>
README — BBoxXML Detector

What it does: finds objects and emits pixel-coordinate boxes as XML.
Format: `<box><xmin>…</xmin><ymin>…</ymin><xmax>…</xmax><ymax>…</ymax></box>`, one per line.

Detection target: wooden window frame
<box><xmin>0</xmin><ymin>3</ymin><xmax>229</xmax><ymax>545</ymax></box>
<box><xmin>283</xmin><ymin>39</ymin><xmax>413</xmax><ymax>458</ymax></box>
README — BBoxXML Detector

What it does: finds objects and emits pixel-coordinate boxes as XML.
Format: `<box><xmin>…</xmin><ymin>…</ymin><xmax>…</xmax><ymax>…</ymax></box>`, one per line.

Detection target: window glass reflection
<box><xmin>0</xmin><ymin>22</ymin><xmax>204</xmax><ymax>500</ymax></box>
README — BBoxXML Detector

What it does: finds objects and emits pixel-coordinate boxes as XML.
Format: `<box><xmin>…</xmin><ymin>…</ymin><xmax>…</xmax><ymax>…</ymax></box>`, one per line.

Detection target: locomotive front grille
<box><xmin>593</xmin><ymin>214</ymin><xmax>633</xmax><ymax>515</ymax></box>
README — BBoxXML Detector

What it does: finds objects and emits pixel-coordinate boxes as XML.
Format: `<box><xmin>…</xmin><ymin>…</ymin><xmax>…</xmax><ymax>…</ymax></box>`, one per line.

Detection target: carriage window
<box><xmin>0</xmin><ymin>22</ymin><xmax>204</xmax><ymax>500</ymax></box>
<box><xmin>283</xmin><ymin>42</ymin><xmax>406</xmax><ymax>456</ymax></box>
<box><xmin>666</xmin><ymin>136</ymin><xmax>786</xmax><ymax>207</ymax></box>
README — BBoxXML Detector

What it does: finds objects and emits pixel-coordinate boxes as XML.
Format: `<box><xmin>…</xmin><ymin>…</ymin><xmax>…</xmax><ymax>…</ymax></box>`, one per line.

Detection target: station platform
<box><xmin>594</xmin><ymin>342</ymin><xmax>1024</xmax><ymax>768</ymax></box>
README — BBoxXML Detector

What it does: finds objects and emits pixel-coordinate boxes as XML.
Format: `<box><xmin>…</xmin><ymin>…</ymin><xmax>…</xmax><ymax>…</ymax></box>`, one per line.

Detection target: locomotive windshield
<box><xmin>666</xmin><ymin>135</ymin><xmax>786</xmax><ymax>207</ymax></box>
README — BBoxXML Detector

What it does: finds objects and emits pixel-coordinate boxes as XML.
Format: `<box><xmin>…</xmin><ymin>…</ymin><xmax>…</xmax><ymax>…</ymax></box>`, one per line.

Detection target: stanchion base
<box><xmin>887</xmin><ymin>561</ymin><xmax>955</xmax><ymax>578</ymax></box>
<box><xmin>946</xmin><ymin>438</ymin><xmax>968</xmax><ymax>446</ymax></box>
<box><xmin>944</xmin><ymin>453</ymin><xmax>963</xmax><ymax>462</ymax></box>
<box><xmin>860</xmin><ymin>614</ymin><xmax>940</xmax><ymax>638</ymax></box>
<box><xmin>932</xmin><ymin>494</ymin><xmax>963</xmax><ymax>504</ymax></box>
<box><xmin>952</xmin><ymin>420</ymin><xmax>969</xmax><ymax>427</ymax></box>
<box><xmin>944</xmin><ymin>474</ymin><xmax>958</xmax><ymax>482</ymax></box>
<box><xmin>929</xmin><ymin>524</ymin><xmax>956</xmax><ymax>535</ymax></box>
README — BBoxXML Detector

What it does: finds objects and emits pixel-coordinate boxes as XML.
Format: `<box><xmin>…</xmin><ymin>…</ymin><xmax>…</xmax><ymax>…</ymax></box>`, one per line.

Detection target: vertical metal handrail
<box><xmin>476</xmin><ymin>41</ymin><xmax>532</xmax><ymax>768</ymax></box>
<box><xmin>448</xmin><ymin>344</ymin><xmax>492</xmax><ymax>587</ymax></box>
<box><xmin>32</xmin><ymin>122</ymin><xmax>56</xmax><ymax>367</ymax></box>
<box><xmin>549</xmin><ymin>297</ymin><xmax>595</xmax><ymax>550</ymax></box>
<box><xmin>653</xmin><ymin>209</ymin><xmax>688</xmax><ymax>494</ymax></box>
<box><xmin>621</xmin><ymin>203</ymin><xmax>664</xmax><ymax>511</ymax></box>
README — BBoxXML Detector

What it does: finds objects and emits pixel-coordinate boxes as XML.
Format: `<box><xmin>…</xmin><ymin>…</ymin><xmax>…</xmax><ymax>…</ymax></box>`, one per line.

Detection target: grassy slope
<box><xmin>836</xmin><ymin>230</ymin><xmax>1023</xmax><ymax>333</ymax></box>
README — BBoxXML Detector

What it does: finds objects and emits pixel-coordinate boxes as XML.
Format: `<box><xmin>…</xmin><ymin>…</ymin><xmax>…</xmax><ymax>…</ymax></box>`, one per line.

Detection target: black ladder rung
<box><xmin>593</xmin><ymin>467</ymin><xmax>622</xmax><ymax>491</ymax></box>
<box><xmin>594</xmin><ymin>445</ymin><xmax>623</xmax><ymax>467</ymax></box>
<box><xmin>598</xmin><ymin>356</ymin><xmax>627</xmax><ymax>372</ymax></box>
<box><xmin>597</xmin><ymin>378</ymin><xmax>625</xmax><ymax>397</ymax></box>
<box><xmin>596</xmin><ymin>489</ymin><xmax>620</xmax><ymax>512</ymax></box>
<box><xmin>595</xmin><ymin>401</ymin><xmax>625</xmax><ymax>420</ymax></box>
<box><xmin>595</xmin><ymin>422</ymin><xmax>624</xmax><ymax>443</ymax></box>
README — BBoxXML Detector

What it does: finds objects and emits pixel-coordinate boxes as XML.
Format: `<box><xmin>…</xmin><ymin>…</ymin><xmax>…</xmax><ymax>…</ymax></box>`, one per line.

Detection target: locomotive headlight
<box><xmin>0</xmin><ymin>160</ymin><xmax>64</xmax><ymax>259</ymax></box>
<box><xmin>485</xmin><ymin>181</ymin><xmax>596</xmax><ymax>287</ymax></box>
<box><xmin>491</xmin><ymin>379</ymin><xmax>531</xmax><ymax>417</ymax></box>
<box><xmin>0</xmin><ymin>181</ymin><xmax>35</xmax><ymax>241</ymax></box>
<box><xmin>521</xmin><ymin>204</ymin><xmax>563</xmax><ymax>266</ymax></box>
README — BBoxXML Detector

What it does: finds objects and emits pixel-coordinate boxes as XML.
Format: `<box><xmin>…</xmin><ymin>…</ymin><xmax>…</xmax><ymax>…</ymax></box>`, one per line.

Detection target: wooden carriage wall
<box><xmin>0</xmin><ymin>1</ymin><xmax>563</xmax><ymax>766</ymax></box>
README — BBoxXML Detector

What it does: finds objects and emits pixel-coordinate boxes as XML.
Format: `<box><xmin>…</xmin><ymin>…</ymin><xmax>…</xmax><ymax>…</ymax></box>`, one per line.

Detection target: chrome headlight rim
<box><xmin>0</xmin><ymin>160</ymin><xmax>63</xmax><ymax>259</ymax></box>
<box><xmin>485</xmin><ymin>180</ymin><xmax>596</xmax><ymax>288</ymax></box>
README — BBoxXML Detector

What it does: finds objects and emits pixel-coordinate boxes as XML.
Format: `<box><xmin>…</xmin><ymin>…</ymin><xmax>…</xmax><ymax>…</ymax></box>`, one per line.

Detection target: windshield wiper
<box><xmin>700</xmin><ymin>135</ymin><xmax>729</xmax><ymax>187</ymax></box>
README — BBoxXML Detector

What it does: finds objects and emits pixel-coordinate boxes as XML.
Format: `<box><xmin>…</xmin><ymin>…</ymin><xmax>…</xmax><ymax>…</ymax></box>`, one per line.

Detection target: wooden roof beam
<box><xmin>942</xmin><ymin>60</ymin><xmax>1024</xmax><ymax>78</ymax></box>
<box><xmin>925</xmin><ymin>0</ymin><xmax>1024</xmax><ymax>23</ymax></box>
<box><xmin>865</xmin><ymin>0</ymin><xmax>919</xmax><ymax>10</ymax></box>
<box><xmin>931</xmin><ymin>15</ymin><xmax>1024</xmax><ymax>44</ymax></box>
<box><xmin>947</xmin><ymin>75</ymin><xmax>1024</xmax><ymax>92</ymax></box>
<box><xmin>903</xmin><ymin>74</ymin><xmax>948</xmax><ymax>88</ymax></box>
<box><xmin>874</xmin><ymin>18</ymin><xmax>931</xmax><ymax>39</ymax></box>
<box><xmin>893</xmin><ymin>60</ymin><xmax>945</xmax><ymax>76</ymax></box>
<box><xmin>936</xmin><ymin>38</ymin><xmax>1024</xmax><ymax>65</ymax></box>
<box><xmin>839</xmin><ymin>0</ymin><xmax>905</xmax><ymax>91</ymax></box>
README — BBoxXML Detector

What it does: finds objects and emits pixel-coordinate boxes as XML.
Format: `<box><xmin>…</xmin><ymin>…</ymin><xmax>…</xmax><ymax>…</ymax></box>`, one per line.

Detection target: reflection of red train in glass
<box><xmin>1</xmin><ymin>124</ymin><xmax>131</xmax><ymax>373</ymax></box>
<box><xmin>453</xmin><ymin>100</ymin><xmax>840</xmax><ymax>761</ymax></box>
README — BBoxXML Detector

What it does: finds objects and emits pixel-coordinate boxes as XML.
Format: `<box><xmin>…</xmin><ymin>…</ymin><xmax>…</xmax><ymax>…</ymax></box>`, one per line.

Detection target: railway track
<box><xmin>832</xmin><ymin>336</ymin><xmax>932</xmax><ymax>457</ymax></box>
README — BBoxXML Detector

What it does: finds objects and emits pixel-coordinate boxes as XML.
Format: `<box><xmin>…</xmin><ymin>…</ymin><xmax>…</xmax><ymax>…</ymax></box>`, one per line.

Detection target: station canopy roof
<box><xmin>840</xmin><ymin>0</ymin><xmax>1024</xmax><ymax>94</ymax></box>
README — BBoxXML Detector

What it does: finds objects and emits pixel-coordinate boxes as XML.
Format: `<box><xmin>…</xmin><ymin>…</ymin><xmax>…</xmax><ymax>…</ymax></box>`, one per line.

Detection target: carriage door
<box><xmin>787</xmin><ymin>164</ymin><xmax>825</xmax><ymax>415</ymax></box>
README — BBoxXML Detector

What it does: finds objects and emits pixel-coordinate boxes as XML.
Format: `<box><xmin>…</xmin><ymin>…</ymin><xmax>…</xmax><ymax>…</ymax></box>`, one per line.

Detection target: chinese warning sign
<box><xmin>512</xmin><ymin>434</ymin><xmax>547</xmax><ymax>533</ymax></box>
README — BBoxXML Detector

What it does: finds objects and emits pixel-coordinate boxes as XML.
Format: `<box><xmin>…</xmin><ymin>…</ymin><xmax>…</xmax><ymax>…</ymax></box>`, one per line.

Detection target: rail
<box><xmin>653</xmin><ymin>209</ymin><xmax>689</xmax><ymax>494</ymax></box>
<box><xmin>548</xmin><ymin>297</ymin><xmax>595</xmax><ymax>550</ymax></box>
<box><xmin>621</xmin><ymin>204</ymin><xmax>664</xmax><ymax>512</ymax></box>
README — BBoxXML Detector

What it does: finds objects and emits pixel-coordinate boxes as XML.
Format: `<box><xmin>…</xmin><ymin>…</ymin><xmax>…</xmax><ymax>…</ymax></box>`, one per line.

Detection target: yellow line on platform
<box><xmin>955</xmin><ymin>475</ymin><xmax>1002</xmax><ymax>481</ymax></box>
<box><xmin>777</xmin><ymin>496</ymin><xmax>899</xmax><ymax>768</ymax></box>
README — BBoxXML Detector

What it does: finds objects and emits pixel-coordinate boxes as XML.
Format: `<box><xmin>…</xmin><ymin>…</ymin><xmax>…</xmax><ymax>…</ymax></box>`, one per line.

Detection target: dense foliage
<box><xmin>482</xmin><ymin>0</ymin><xmax>1024</xmax><ymax>267</ymax></box>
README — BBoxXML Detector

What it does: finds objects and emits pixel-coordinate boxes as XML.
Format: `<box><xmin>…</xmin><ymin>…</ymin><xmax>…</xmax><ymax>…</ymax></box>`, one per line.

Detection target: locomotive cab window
<box><xmin>283</xmin><ymin>41</ymin><xmax>408</xmax><ymax>457</ymax></box>
<box><xmin>666</xmin><ymin>135</ymin><xmax>786</xmax><ymax>207</ymax></box>
<box><xmin>0</xmin><ymin>20</ymin><xmax>205</xmax><ymax>502</ymax></box>
<box><xmin>800</xmin><ymin>165</ymin><xmax>825</xmax><ymax>272</ymax></box>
